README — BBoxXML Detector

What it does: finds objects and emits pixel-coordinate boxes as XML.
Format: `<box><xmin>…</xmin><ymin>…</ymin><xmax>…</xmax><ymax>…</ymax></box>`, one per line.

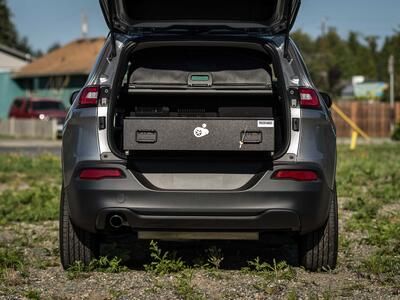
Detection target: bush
<box><xmin>392</xmin><ymin>123</ymin><xmax>400</xmax><ymax>141</ymax></box>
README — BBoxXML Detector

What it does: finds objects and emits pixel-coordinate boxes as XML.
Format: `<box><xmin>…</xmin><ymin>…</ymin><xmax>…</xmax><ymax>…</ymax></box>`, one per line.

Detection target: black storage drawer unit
<box><xmin>123</xmin><ymin>118</ymin><xmax>275</xmax><ymax>152</ymax></box>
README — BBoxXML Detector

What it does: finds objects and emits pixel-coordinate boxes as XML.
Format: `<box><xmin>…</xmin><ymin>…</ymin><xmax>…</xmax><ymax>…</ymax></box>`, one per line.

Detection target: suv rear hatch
<box><xmin>100</xmin><ymin>0</ymin><xmax>300</xmax><ymax>34</ymax></box>
<box><xmin>103</xmin><ymin>0</ymin><xmax>301</xmax><ymax>189</ymax></box>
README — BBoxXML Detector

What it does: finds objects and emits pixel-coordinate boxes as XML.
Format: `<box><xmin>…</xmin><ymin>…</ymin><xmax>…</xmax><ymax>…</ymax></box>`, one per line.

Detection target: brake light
<box><xmin>78</xmin><ymin>86</ymin><xmax>99</xmax><ymax>108</ymax></box>
<box><xmin>272</xmin><ymin>170</ymin><xmax>319</xmax><ymax>181</ymax></box>
<box><xmin>299</xmin><ymin>88</ymin><xmax>320</xmax><ymax>109</ymax></box>
<box><xmin>79</xmin><ymin>168</ymin><xmax>123</xmax><ymax>180</ymax></box>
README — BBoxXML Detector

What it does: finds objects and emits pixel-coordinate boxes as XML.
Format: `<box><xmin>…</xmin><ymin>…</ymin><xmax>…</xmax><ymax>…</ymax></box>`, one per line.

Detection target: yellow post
<box><xmin>350</xmin><ymin>130</ymin><xmax>359</xmax><ymax>150</ymax></box>
<box><xmin>332</xmin><ymin>103</ymin><xmax>371</xmax><ymax>150</ymax></box>
<box><xmin>332</xmin><ymin>103</ymin><xmax>370</xmax><ymax>141</ymax></box>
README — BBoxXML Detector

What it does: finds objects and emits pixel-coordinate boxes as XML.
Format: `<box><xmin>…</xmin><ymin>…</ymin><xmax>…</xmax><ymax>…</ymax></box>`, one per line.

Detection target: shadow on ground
<box><xmin>101</xmin><ymin>234</ymin><xmax>299</xmax><ymax>270</ymax></box>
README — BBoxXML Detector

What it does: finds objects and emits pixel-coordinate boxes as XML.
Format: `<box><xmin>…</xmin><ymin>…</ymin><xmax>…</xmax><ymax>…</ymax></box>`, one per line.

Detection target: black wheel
<box><xmin>59</xmin><ymin>187</ymin><xmax>99</xmax><ymax>269</ymax></box>
<box><xmin>299</xmin><ymin>184</ymin><xmax>338</xmax><ymax>271</ymax></box>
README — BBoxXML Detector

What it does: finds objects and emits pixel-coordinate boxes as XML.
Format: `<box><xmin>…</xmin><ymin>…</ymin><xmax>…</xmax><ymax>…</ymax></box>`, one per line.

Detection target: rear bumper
<box><xmin>65</xmin><ymin>162</ymin><xmax>334</xmax><ymax>235</ymax></box>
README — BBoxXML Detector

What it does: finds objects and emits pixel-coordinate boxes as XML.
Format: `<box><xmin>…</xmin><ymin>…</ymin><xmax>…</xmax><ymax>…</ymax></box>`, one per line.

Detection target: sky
<box><xmin>7</xmin><ymin>0</ymin><xmax>400</xmax><ymax>52</ymax></box>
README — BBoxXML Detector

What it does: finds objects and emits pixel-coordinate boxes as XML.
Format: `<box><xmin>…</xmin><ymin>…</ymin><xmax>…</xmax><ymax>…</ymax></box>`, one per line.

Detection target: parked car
<box><xmin>9</xmin><ymin>97</ymin><xmax>67</xmax><ymax>137</ymax></box>
<box><xmin>60</xmin><ymin>0</ymin><xmax>338</xmax><ymax>272</ymax></box>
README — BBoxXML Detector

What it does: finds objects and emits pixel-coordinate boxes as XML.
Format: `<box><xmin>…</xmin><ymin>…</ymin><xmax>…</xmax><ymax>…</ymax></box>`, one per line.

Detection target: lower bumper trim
<box><xmin>137</xmin><ymin>231</ymin><xmax>259</xmax><ymax>240</ymax></box>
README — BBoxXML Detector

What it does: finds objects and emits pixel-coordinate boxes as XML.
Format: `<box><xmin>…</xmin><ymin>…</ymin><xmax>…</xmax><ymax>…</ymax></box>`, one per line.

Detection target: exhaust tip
<box><xmin>109</xmin><ymin>214</ymin><xmax>124</xmax><ymax>229</ymax></box>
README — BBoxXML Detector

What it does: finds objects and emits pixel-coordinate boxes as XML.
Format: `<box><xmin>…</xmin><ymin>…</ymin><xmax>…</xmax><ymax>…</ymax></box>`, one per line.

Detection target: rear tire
<box><xmin>299</xmin><ymin>184</ymin><xmax>338</xmax><ymax>271</ymax></box>
<box><xmin>59</xmin><ymin>187</ymin><xmax>99</xmax><ymax>269</ymax></box>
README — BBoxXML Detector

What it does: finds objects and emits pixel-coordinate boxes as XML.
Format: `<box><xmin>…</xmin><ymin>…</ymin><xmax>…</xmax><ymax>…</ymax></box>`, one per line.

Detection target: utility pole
<box><xmin>321</xmin><ymin>17</ymin><xmax>328</xmax><ymax>36</ymax></box>
<box><xmin>388</xmin><ymin>55</ymin><xmax>395</xmax><ymax>131</ymax></box>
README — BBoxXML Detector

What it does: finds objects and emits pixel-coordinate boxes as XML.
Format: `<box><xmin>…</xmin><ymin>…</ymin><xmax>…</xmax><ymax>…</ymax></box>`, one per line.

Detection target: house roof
<box><xmin>0</xmin><ymin>44</ymin><xmax>32</xmax><ymax>61</ymax></box>
<box><xmin>15</xmin><ymin>37</ymin><xmax>105</xmax><ymax>78</ymax></box>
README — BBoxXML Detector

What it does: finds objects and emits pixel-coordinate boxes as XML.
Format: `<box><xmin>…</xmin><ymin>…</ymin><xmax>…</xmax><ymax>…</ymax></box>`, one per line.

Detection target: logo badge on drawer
<box><xmin>194</xmin><ymin>124</ymin><xmax>209</xmax><ymax>138</ymax></box>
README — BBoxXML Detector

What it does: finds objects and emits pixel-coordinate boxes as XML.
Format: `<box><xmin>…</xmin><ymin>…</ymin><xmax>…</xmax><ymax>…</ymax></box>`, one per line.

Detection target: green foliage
<box><xmin>67</xmin><ymin>256</ymin><xmax>127</xmax><ymax>280</ymax></box>
<box><xmin>66</xmin><ymin>261</ymin><xmax>88</xmax><ymax>280</ymax></box>
<box><xmin>0</xmin><ymin>154</ymin><xmax>61</xmax><ymax>182</ymax></box>
<box><xmin>292</xmin><ymin>28</ymin><xmax>400</xmax><ymax>99</ymax></box>
<box><xmin>25</xmin><ymin>290</ymin><xmax>41</xmax><ymax>300</ymax></box>
<box><xmin>144</xmin><ymin>240</ymin><xmax>186</xmax><ymax>275</ymax></box>
<box><xmin>0</xmin><ymin>184</ymin><xmax>60</xmax><ymax>224</ymax></box>
<box><xmin>286</xmin><ymin>290</ymin><xmax>298</xmax><ymax>300</ymax></box>
<box><xmin>392</xmin><ymin>124</ymin><xmax>400</xmax><ymax>141</ymax></box>
<box><xmin>361</xmin><ymin>253</ymin><xmax>400</xmax><ymax>277</ymax></box>
<box><xmin>88</xmin><ymin>256</ymin><xmax>127</xmax><ymax>273</ymax></box>
<box><xmin>336</xmin><ymin>144</ymin><xmax>400</xmax><ymax>280</ymax></box>
<box><xmin>174</xmin><ymin>269</ymin><xmax>204</xmax><ymax>300</ymax></box>
<box><xmin>244</xmin><ymin>258</ymin><xmax>296</xmax><ymax>281</ymax></box>
<box><xmin>0</xmin><ymin>247</ymin><xmax>25</xmax><ymax>275</ymax></box>
<box><xmin>0</xmin><ymin>0</ymin><xmax>34</xmax><ymax>54</ymax></box>
<box><xmin>205</xmin><ymin>246</ymin><xmax>224</xmax><ymax>269</ymax></box>
<box><xmin>337</xmin><ymin>145</ymin><xmax>400</xmax><ymax>214</ymax></box>
<box><xmin>0</xmin><ymin>154</ymin><xmax>61</xmax><ymax>223</ymax></box>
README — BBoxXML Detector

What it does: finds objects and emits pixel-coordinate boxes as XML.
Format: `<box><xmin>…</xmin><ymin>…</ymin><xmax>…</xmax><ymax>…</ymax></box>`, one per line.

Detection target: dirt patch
<box><xmin>0</xmin><ymin>207</ymin><xmax>399</xmax><ymax>300</ymax></box>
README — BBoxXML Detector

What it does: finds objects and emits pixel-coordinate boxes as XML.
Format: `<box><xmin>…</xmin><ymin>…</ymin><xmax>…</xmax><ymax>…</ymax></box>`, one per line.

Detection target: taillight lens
<box><xmin>299</xmin><ymin>88</ymin><xmax>320</xmax><ymax>109</ymax></box>
<box><xmin>272</xmin><ymin>170</ymin><xmax>319</xmax><ymax>182</ymax></box>
<box><xmin>78</xmin><ymin>86</ymin><xmax>99</xmax><ymax>108</ymax></box>
<box><xmin>79</xmin><ymin>168</ymin><xmax>123</xmax><ymax>180</ymax></box>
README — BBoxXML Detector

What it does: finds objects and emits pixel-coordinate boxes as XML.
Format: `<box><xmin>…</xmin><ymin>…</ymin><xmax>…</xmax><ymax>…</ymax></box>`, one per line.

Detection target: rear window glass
<box><xmin>13</xmin><ymin>100</ymin><xmax>23</xmax><ymax>108</ymax></box>
<box><xmin>32</xmin><ymin>101</ymin><xmax>65</xmax><ymax>111</ymax></box>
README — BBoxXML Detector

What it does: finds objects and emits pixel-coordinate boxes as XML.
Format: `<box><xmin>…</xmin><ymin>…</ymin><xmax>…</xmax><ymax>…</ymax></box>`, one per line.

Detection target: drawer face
<box><xmin>123</xmin><ymin>118</ymin><xmax>275</xmax><ymax>152</ymax></box>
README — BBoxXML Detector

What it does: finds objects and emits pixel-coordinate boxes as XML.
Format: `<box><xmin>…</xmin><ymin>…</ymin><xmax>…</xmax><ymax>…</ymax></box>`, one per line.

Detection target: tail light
<box><xmin>299</xmin><ymin>88</ymin><xmax>320</xmax><ymax>109</ymax></box>
<box><xmin>78</xmin><ymin>86</ymin><xmax>99</xmax><ymax>108</ymax></box>
<box><xmin>272</xmin><ymin>170</ymin><xmax>319</xmax><ymax>182</ymax></box>
<box><xmin>79</xmin><ymin>168</ymin><xmax>123</xmax><ymax>180</ymax></box>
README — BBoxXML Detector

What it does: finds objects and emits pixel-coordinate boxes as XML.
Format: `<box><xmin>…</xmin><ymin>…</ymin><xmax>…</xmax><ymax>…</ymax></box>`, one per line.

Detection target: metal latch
<box><xmin>136</xmin><ymin>130</ymin><xmax>157</xmax><ymax>143</ymax></box>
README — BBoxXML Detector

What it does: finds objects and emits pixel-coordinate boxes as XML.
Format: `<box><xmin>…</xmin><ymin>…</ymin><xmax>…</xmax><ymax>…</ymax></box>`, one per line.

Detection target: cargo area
<box><xmin>109</xmin><ymin>43</ymin><xmax>289</xmax><ymax>172</ymax></box>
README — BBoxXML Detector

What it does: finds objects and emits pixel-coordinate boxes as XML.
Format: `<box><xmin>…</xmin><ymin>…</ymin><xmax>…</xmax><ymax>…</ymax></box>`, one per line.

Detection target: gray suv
<box><xmin>60</xmin><ymin>0</ymin><xmax>338</xmax><ymax>271</ymax></box>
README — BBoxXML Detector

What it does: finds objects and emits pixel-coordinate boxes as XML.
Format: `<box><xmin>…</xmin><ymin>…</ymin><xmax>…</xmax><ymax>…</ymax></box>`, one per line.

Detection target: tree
<box><xmin>0</xmin><ymin>0</ymin><xmax>18</xmax><ymax>46</ymax></box>
<box><xmin>0</xmin><ymin>0</ymin><xmax>33</xmax><ymax>54</ymax></box>
<box><xmin>379</xmin><ymin>30</ymin><xmax>400</xmax><ymax>101</ymax></box>
<box><xmin>47</xmin><ymin>42</ymin><xmax>61</xmax><ymax>54</ymax></box>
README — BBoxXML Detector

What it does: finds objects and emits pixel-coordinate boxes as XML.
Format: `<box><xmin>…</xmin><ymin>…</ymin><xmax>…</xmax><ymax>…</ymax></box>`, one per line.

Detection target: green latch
<box><xmin>191</xmin><ymin>75</ymin><xmax>210</xmax><ymax>82</ymax></box>
<box><xmin>188</xmin><ymin>73</ymin><xmax>213</xmax><ymax>87</ymax></box>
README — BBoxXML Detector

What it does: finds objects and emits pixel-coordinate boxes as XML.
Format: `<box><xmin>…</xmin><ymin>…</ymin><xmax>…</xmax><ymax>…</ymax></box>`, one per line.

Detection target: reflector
<box><xmin>79</xmin><ymin>168</ymin><xmax>123</xmax><ymax>180</ymax></box>
<box><xmin>272</xmin><ymin>170</ymin><xmax>318</xmax><ymax>181</ymax></box>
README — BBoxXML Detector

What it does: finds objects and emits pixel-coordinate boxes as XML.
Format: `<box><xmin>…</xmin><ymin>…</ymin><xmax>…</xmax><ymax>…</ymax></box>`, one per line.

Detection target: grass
<box><xmin>0</xmin><ymin>154</ymin><xmax>60</xmax><ymax>224</ymax></box>
<box><xmin>0</xmin><ymin>185</ymin><xmax>60</xmax><ymax>224</ymax></box>
<box><xmin>0</xmin><ymin>144</ymin><xmax>399</xmax><ymax>296</ymax></box>
<box><xmin>0</xmin><ymin>248</ymin><xmax>25</xmax><ymax>279</ymax></box>
<box><xmin>337</xmin><ymin>144</ymin><xmax>400</xmax><ymax>281</ymax></box>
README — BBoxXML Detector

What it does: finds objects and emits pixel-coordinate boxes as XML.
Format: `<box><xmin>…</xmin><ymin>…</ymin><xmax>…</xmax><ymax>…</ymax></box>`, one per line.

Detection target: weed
<box><xmin>286</xmin><ymin>289</ymin><xmax>298</xmax><ymax>300</ymax></box>
<box><xmin>25</xmin><ymin>289</ymin><xmax>41</xmax><ymax>300</ymax></box>
<box><xmin>245</xmin><ymin>257</ymin><xmax>296</xmax><ymax>281</ymax></box>
<box><xmin>144</xmin><ymin>240</ymin><xmax>186</xmax><ymax>275</ymax></box>
<box><xmin>361</xmin><ymin>253</ymin><xmax>400</xmax><ymax>276</ymax></box>
<box><xmin>109</xmin><ymin>289</ymin><xmax>127</xmax><ymax>299</ymax></box>
<box><xmin>205</xmin><ymin>246</ymin><xmax>224</xmax><ymax>269</ymax></box>
<box><xmin>66</xmin><ymin>261</ymin><xmax>89</xmax><ymax>280</ymax></box>
<box><xmin>89</xmin><ymin>256</ymin><xmax>128</xmax><ymax>273</ymax></box>
<box><xmin>174</xmin><ymin>269</ymin><xmax>204</xmax><ymax>300</ymax></box>
<box><xmin>67</xmin><ymin>256</ymin><xmax>127</xmax><ymax>280</ymax></box>
<box><xmin>0</xmin><ymin>248</ymin><xmax>24</xmax><ymax>271</ymax></box>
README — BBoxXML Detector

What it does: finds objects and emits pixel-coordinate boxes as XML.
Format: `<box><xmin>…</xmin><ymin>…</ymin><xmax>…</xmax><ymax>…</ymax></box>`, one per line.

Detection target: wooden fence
<box><xmin>332</xmin><ymin>101</ymin><xmax>400</xmax><ymax>138</ymax></box>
